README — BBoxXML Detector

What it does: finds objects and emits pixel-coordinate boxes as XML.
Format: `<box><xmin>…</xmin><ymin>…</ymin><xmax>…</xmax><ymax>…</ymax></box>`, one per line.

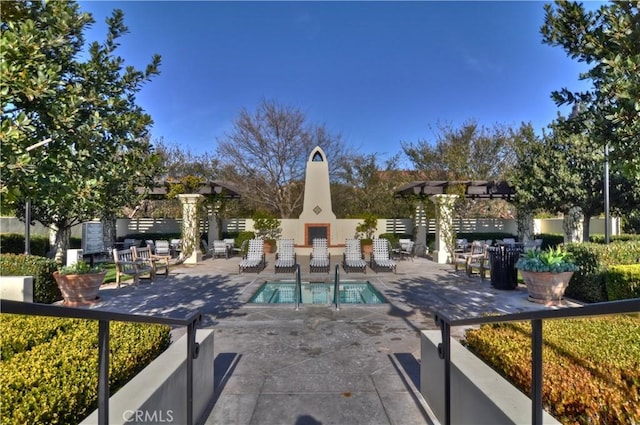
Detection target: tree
<box><xmin>401</xmin><ymin>120</ymin><xmax>522</xmax><ymax>219</ymax></box>
<box><xmin>510</xmin><ymin>118</ymin><xmax>640</xmax><ymax>241</ymax></box>
<box><xmin>541</xmin><ymin>1</ymin><xmax>640</xmax><ymax>178</ymax></box>
<box><xmin>401</xmin><ymin>120</ymin><xmax>517</xmax><ymax>181</ymax></box>
<box><xmin>1</xmin><ymin>1</ymin><xmax>162</xmax><ymax>261</ymax></box>
<box><xmin>216</xmin><ymin>99</ymin><xmax>353</xmax><ymax>218</ymax></box>
<box><xmin>331</xmin><ymin>153</ymin><xmax>414</xmax><ymax>219</ymax></box>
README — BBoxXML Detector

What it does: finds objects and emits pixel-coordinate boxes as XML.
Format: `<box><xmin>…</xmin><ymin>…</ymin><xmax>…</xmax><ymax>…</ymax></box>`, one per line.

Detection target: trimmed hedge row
<box><xmin>590</xmin><ymin>234</ymin><xmax>640</xmax><ymax>244</ymax></box>
<box><xmin>0</xmin><ymin>314</ymin><xmax>171</xmax><ymax>424</ymax></box>
<box><xmin>0</xmin><ymin>254</ymin><xmax>62</xmax><ymax>304</ymax></box>
<box><xmin>605</xmin><ymin>264</ymin><xmax>640</xmax><ymax>301</ymax></box>
<box><xmin>463</xmin><ymin>316</ymin><xmax>640</xmax><ymax>425</ymax></box>
<box><xmin>0</xmin><ymin>233</ymin><xmax>50</xmax><ymax>257</ymax></box>
<box><xmin>565</xmin><ymin>241</ymin><xmax>640</xmax><ymax>302</ymax></box>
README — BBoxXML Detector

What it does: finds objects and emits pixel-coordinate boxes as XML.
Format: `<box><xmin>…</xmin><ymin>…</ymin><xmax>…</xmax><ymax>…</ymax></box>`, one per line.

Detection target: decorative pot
<box><xmin>53</xmin><ymin>271</ymin><xmax>106</xmax><ymax>306</ymax></box>
<box><xmin>519</xmin><ymin>270</ymin><xmax>574</xmax><ymax>306</ymax></box>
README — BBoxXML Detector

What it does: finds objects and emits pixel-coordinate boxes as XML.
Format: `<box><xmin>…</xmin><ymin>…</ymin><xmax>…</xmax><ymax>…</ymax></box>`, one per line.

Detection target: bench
<box><xmin>112</xmin><ymin>248</ymin><xmax>154</xmax><ymax>287</ymax></box>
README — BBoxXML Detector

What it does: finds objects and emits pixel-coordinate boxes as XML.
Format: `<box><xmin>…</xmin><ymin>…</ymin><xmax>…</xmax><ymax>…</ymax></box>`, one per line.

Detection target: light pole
<box><xmin>23</xmin><ymin>138</ymin><xmax>50</xmax><ymax>255</ymax></box>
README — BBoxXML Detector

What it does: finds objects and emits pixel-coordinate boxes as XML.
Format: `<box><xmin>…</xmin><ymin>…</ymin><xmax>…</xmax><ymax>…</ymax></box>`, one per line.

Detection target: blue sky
<box><xmin>78</xmin><ymin>1</ymin><xmax>597</xmax><ymax>161</ymax></box>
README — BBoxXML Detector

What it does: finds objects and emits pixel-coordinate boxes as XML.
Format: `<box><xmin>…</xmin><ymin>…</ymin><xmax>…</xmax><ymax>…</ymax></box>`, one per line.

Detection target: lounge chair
<box><xmin>370</xmin><ymin>238</ymin><xmax>396</xmax><ymax>273</ymax></box>
<box><xmin>343</xmin><ymin>238</ymin><xmax>366</xmax><ymax>273</ymax></box>
<box><xmin>224</xmin><ymin>238</ymin><xmax>242</xmax><ymax>257</ymax></box>
<box><xmin>239</xmin><ymin>239</ymin><xmax>266</xmax><ymax>274</ymax></box>
<box><xmin>309</xmin><ymin>238</ymin><xmax>330</xmax><ymax>273</ymax></box>
<box><xmin>275</xmin><ymin>239</ymin><xmax>296</xmax><ymax>273</ymax></box>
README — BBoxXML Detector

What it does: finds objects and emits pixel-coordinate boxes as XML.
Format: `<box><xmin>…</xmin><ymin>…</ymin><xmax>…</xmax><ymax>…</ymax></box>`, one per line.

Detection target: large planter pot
<box><xmin>519</xmin><ymin>270</ymin><xmax>574</xmax><ymax>306</ymax></box>
<box><xmin>53</xmin><ymin>271</ymin><xmax>106</xmax><ymax>306</ymax></box>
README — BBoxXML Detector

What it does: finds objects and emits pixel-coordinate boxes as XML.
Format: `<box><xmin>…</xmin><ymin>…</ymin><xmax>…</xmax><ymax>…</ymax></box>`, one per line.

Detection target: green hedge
<box><xmin>0</xmin><ymin>254</ymin><xmax>61</xmax><ymax>304</ymax></box>
<box><xmin>605</xmin><ymin>264</ymin><xmax>640</xmax><ymax>301</ymax></box>
<box><xmin>533</xmin><ymin>233</ymin><xmax>565</xmax><ymax>250</ymax></box>
<box><xmin>565</xmin><ymin>241</ymin><xmax>640</xmax><ymax>303</ymax></box>
<box><xmin>0</xmin><ymin>233</ymin><xmax>50</xmax><ymax>257</ymax></box>
<box><xmin>464</xmin><ymin>316</ymin><xmax>640</xmax><ymax>425</ymax></box>
<box><xmin>590</xmin><ymin>234</ymin><xmax>640</xmax><ymax>244</ymax></box>
<box><xmin>0</xmin><ymin>314</ymin><xmax>171</xmax><ymax>424</ymax></box>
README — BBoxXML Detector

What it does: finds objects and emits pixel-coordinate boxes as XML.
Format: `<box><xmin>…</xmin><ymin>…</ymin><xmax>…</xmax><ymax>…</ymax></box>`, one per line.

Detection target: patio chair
<box><xmin>143</xmin><ymin>241</ymin><xmax>170</xmax><ymax>277</ymax></box>
<box><xmin>466</xmin><ymin>243</ymin><xmax>491</xmax><ymax>279</ymax></box>
<box><xmin>133</xmin><ymin>246</ymin><xmax>169</xmax><ymax>280</ymax></box>
<box><xmin>454</xmin><ymin>241</ymin><xmax>485</xmax><ymax>274</ymax></box>
<box><xmin>399</xmin><ymin>240</ymin><xmax>415</xmax><ymax>261</ymax></box>
<box><xmin>112</xmin><ymin>248</ymin><xmax>154</xmax><ymax>288</ymax></box>
<box><xmin>239</xmin><ymin>239</ymin><xmax>266</xmax><ymax>274</ymax></box>
<box><xmin>370</xmin><ymin>238</ymin><xmax>396</xmax><ymax>273</ymax></box>
<box><xmin>155</xmin><ymin>240</ymin><xmax>172</xmax><ymax>257</ymax></box>
<box><xmin>275</xmin><ymin>239</ymin><xmax>296</xmax><ymax>273</ymax></box>
<box><xmin>343</xmin><ymin>238</ymin><xmax>366</xmax><ymax>273</ymax></box>
<box><xmin>203</xmin><ymin>240</ymin><xmax>229</xmax><ymax>259</ymax></box>
<box><xmin>224</xmin><ymin>238</ymin><xmax>242</xmax><ymax>257</ymax></box>
<box><xmin>309</xmin><ymin>238</ymin><xmax>330</xmax><ymax>273</ymax></box>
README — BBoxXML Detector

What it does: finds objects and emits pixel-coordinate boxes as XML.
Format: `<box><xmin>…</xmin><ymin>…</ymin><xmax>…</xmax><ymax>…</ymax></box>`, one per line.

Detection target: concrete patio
<box><xmin>89</xmin><ymin>253</ymin><xmax>576</xmax><ymax>425</ymax></box>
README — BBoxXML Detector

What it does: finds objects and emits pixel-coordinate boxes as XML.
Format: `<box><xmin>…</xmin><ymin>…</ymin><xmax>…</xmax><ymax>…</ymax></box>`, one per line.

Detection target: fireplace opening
<box><xmin>305</xmin><ymin>224</ymin><xmax>330</xmax><ymax>246</ymax></box>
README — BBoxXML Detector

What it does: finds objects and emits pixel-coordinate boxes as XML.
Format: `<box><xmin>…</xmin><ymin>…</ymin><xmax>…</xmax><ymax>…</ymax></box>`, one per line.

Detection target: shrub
<box><xmin>0</xmin><ymin>254</ymin><xmax>61</xmax><ymax>303</ymax></box>
<box><xmin>590</xmin><ymin>234</ymin><xmax>640</xmax><ymax>244</ymax></box>
<box><xmin>0</xmin><ymin>314</ymin><xmax>171</xmax><ymax>424</ymax></box>
<box><xmin>0</xmin><ymin>233</ymin><xmax>49</xmax><ymax>257</ymax></box>
<box><xmin>464</xmin><ymin>316</ymin><xmax>640</xmax><ymax>425</ymax></box>
<box><xmin>235</xmin><ymin>231</ymin><xmax>255</xmax><ymax>253</ymax></box>
<box><xmin>565</xmin><ymin>241</ymin><xmax>640</xmax><ymax>302</ymax></box>
<box><xmin>605</xmin><ymin>265</ymin><xmax>640</xmax><ymax>301</ymax></box>
<box><xmin>533</xmin><ymin>233</ymin><xmax>565</xmax><ymax>250</ymax></box>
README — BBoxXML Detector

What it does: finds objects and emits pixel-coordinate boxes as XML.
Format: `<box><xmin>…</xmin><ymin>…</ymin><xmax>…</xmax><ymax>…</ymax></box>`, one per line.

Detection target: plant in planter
<box><xmin>356</xmin><ymin>213</ymin><xmax>378</xmax><ymax>257</ymax></box>
<box><xmin>516</xmin><ymin>247</ymin><xmax>579</xmax><ymax>305</ymax></box>
<box><xmin>53</xmin><ymin>260</ymin><xmax>106</xmax><ymax>306</ymax></box>
<box><xmin>252</xmin><ymin>210</ymin><xmax>282</xmax><ymax>253</ymax></box>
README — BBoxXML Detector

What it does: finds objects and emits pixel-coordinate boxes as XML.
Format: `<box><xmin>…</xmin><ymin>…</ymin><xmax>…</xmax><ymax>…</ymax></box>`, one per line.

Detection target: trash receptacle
<box><xmin>487</xmin><ymin>245</ymin><xmax>523</xmax><ymax>290</ymax></box>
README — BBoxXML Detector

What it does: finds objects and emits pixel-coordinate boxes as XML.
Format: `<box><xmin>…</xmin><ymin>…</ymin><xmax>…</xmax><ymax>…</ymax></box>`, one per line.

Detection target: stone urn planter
<box><xmin>520</xmin><ymin>270</ymin><xmax>574</xmax><ymax>306</ymax></box>
<box><xmin>516</xmin><ymin>246</ymin><xmax>578</xmax><ymax>306</ymax></box>
<box><xmin>53</xmin><ymin>261</ymin><xmax>106</xmax><ymax>306</ymax></box>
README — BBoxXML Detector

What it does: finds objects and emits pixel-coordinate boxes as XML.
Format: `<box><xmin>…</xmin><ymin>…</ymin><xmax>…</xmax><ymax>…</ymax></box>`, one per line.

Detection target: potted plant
<box><xmin>53</xmin><ymin>260</ymin><xmax>106</xmax><ymax>306</ymax></box>
<box><xmin>252</xmin><ymin>210</ymin><xmax>282</xmax><ymax>254</ymax></box>
<box><xmin>355</xmin><ymin>213</ymin><xmax>378</xmax><ymax>258</ymax></box>
<box><xmin>516</xmin><ymin>246</ymin><xmax>578</xmax><ymax>305</ymax></box>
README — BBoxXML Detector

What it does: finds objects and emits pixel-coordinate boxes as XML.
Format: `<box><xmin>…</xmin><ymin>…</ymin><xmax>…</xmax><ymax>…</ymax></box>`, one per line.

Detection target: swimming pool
<box><xmin>248</xmin><ymin>281</ymin><xmax>387</xmax><ymax>305</ymax></box>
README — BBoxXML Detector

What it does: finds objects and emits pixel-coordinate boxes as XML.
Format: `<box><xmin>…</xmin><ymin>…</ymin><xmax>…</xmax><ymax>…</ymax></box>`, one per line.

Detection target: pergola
<box><xmin>394</xmin><ymin>180</ymin><xmax>516</xmax><ymax>264</ymax></box>
<box><xmin>395</xmin><ymin>180</ymin><xmax>515</xmax><ymax>200</ymax></box>
<box><xmin>140</xmin><ymin>179</ymin><xmax>242</xmax><ymax>199</ymax></box>
<box><xmin>138</xmin><ymin>179</ymin><xmax>242</xmax><ymax>264</ymax></box>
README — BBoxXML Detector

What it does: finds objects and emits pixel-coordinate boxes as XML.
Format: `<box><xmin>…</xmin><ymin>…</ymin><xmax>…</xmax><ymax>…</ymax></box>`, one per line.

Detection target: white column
<box><xmin>178</xmin><ymin>194</ymin><xmax>204</xmax><ymax>264</ymax></box>
<box><xmin>430</xmin><ymin>194</ymin><xmax>458</xmax><ymax>264</ymax></box>
<box><xmin>563</xmin><ymin>206</ymin><xmax>583</xmax><ymax>243</ymax></box>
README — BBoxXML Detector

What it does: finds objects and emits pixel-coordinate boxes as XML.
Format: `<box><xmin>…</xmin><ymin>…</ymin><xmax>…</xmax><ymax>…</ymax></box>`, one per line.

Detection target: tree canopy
<box><xmin>216</xmin><ymin>99</ymin><xmax>353</xmax><ymax>218</ymax></box>
<box><xmin>541</xmin><ymin>1</ymin><xmax>640</xmax><ymax>178</ymax></box>
<box><xmin>1</xmin><ymin>1</ymin><xmax>162</xmax><ymax>260</ymax></box>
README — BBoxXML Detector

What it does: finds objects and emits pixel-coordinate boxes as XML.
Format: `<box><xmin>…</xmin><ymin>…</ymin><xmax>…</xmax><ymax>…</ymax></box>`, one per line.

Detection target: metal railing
<box><xmin>334</xmin><ymin>265</ymin><xmax>341</xmax><ymax>311</ymax></box>
<box><xmin>295</xmin><ymin>264</ymin><xmax>301</xmax><ymax>311</ymax></box>
<box><xmin>434</xmin><ymin>298</ymin><xmax>640</xmax><ymax>425</ymax></box>
<box><xmin>1</xmin><ymin>299</ymin><xmax>202</xmax><ymax>425</ymax></box>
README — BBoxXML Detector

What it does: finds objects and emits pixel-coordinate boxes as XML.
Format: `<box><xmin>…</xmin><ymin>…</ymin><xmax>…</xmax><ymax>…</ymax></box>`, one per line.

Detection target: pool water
<box><xmin>249</xmin><ymin>281</ymin><xmax>387</xmax><ymax>305</ymax></box>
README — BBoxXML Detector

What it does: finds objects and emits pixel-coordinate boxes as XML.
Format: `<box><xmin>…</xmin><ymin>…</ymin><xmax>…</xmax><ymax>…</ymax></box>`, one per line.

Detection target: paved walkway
<box><xmin>91</xmin><ymin>254</ymin><xmax>576</xmax><ymax>425</ymax></box>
